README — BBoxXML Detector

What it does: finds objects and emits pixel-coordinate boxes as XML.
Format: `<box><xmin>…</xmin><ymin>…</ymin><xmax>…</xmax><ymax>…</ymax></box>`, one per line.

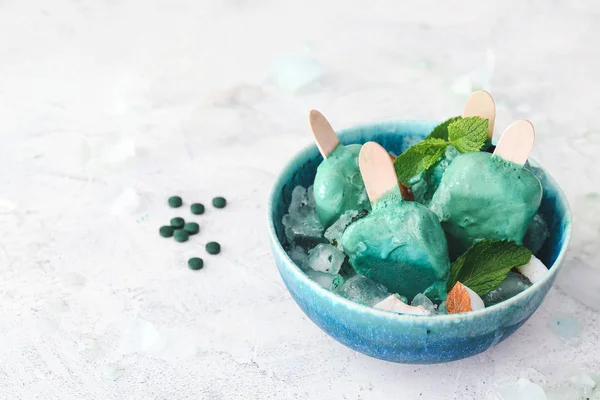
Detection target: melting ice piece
<box><xmin>282</xmin><ymin>185</ymin><xmax>325</xmax><ymax>248</ymax></box>
<box><xmin>518</xmin><ymin>255</ymin><xmax>548</xmax><ymax>284</ymax></box>
<box><xmin>334</xmin><ymin>274</ymin><xmax>390</xmax><ymax>306</ymax></box>
<box><xmin>374</xmin><ymin>294</ymin><xmax>430</xmax><ymax>315</ymax></box>
<box><xmin>524</xmin><ymin>213</ymin><xmax>550</xmax><ymax>254</ymax></box>
<box><xmin>306</xmin><ymin>243</ymin><xmax>345</xmax><ymax>274</ymax></box>
<box><xmin>482</xmin><ymin>271</ymin><xmax>532</xmax><ymax>307</ymax></box>
<box><xmin>491</xmin><ymin>378</ymin><xmax>547</xmax><ymax>400</ymax></box>
<box><xmin>305</xmin><ymin>269</ymin><xmax>344</xmax><ymax>290</ymax></box>
<box><xmin>410</xmin><ymin>293</ymin><xmax>436</xmax><ymax>313</ymax></box>
<box><xmin>324</xmin><ymin>209</ymin><xmax>359</xmax><ymax>250</ymax></box>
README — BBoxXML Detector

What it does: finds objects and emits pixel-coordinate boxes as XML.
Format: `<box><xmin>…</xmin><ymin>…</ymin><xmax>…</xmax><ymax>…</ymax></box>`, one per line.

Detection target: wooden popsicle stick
<box><xmin>359</xmin><ymin>142</ymin><xmax>399</xmax><ymax>203</ymax></box>
<box><xmin>493</xmin><ymin>120</ymin><xmax>535</xmax><ymax>166</ymax></box>
<box><xmin>463</xmin><ymin>90</ymin><xmax>496</xmax><ymax>139</ymax></box>
<box><xmin>309</xmin><ymin>109</ymin><xmax>340</xmax><ymax>158</ymax></box>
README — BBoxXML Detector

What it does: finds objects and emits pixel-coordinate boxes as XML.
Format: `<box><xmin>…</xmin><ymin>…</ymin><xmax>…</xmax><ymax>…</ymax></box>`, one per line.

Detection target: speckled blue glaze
<box><xmin>267</xmin><ymin>120</ymin><xmax>572</xmax><ymax>364</ymax></box>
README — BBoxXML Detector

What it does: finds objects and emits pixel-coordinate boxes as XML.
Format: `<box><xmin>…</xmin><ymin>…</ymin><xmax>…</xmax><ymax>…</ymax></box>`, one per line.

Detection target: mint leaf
<box><xmin>447</xmin><ymin>240</ymin><xmax>532</xmax><ymax>296</ymax></box>
<box><xmin>426</xmin><ymin>116</ymin><xmax>462</xmax><ymax>140</ymax></box>
<box><xmin>447</xmin><ymin>116</ymin><xmax>488</xmax><ymax>153</ymax></box>
<box><xmin>393</xmin><ymin>138</ymin><xmax>448</xmax><ymax>185</ymax></box>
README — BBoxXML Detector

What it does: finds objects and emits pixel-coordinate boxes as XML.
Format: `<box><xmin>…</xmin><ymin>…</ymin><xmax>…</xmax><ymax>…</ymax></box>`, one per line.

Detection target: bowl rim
<box><xmin>267</xmin><ymin>119</ymin><xmax>573</xmax><ymax>322</ymax></box>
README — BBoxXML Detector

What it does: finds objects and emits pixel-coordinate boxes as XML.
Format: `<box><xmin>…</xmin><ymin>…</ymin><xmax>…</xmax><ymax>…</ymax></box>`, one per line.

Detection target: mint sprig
<box><xmin>448</xmin><ymin>116</ymin><xmax>489</xmax><ymax>153</ymax></box>
<box><xmin>426</xmin><ymin>116</ymin><xmax>462</xmax><ymax>140</ymax></box>
<box><xmin>447</xmin><ymin>240</ymin><xmax>532</xmax><ymax>296</ymax></box>
<box><xmin>393</xmin><ymin>138</ymin><xmax>447</xmax><ymax>186</ymax></box>
<box><xmin>393</xmin><ymin>116</ymin><xmax>488</xmax><ymax>185</ymax></box>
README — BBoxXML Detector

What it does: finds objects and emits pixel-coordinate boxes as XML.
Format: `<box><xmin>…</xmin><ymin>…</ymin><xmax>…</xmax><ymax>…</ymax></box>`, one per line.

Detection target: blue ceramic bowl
<box><xmin>267</xmin><ymin>120</ymin><xmax>572</xmax><ymax>364</ymax></box>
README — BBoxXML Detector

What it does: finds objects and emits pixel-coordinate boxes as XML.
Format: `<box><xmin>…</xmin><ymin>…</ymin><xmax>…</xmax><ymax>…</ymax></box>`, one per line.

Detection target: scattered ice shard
<box><xmin>324</xmin><ymin>209</ymin><xmax>359</xmax><ymax>250</ymax></box>
<box><xmin>374</xmin><ymin>294</ymin><xmax>430</xmax><ymax>315</ymax></box>
<box><xmin>282</xmin><ymin>186</ymin><xmax>325</xmax><ymax>248</ymax></box>
<box><xmin>334</xmin><ymin>274</ymin><xmax>389</xmax><ymax>306</ymax></box>
<box><xmin>101</xmin><ymin>137</ymin><xmax>136</xmax><ymax>168</ymax></box>
<box><xmin>272</xmin><ymin>55</ymin><xmax>323</xmax><ymax>93</ymax></box>
<box><xmin>491</xmin><ymin>378</ymin><xmax>547</xmax><ymax>400</ymax></box>
<box><xmin>121</xmin><ymin>319</ymin><xmax>167</xmax><ymax>354</ymax></box>
<box><xmin>305</xmin><ymin>269</ymin><xmax>344</xmax><ymax>290</ymax></box>
<box><xmin>482</xmin><ymin>272</ymin><xmax>532</xmax><ymax>307</ymax></box>
<box><xmin>549</xmin><ymin>315</ymin><xmax>581</xmax><ymax>341</ymax></box>
<box><xmin>306</xmin><ymin>243</ymin><xmax>345</xmax><ymax>274</ymax></box>
<box><xmin>545</xmin><ymin>368</ymin><xmax>597</xmax><ymax>400</ymax></box>
<box><xmin>111</xmin><ymin>188</ymin><xmax>142</xmax><ymax>216</ymax></box>
<box><xmin>451</xmin><ymin>49</ymin><xmax>495</xmax><ymax>96</ymax></box>
<box><xmin>410</xmin><ymin>293</ymin><xmax>436</xmax><ymax>313</ymax></box>
<box><xmin>524</xmin><ymin>213</ymin><xmax>550</xmax><ymax>254</ymax></box>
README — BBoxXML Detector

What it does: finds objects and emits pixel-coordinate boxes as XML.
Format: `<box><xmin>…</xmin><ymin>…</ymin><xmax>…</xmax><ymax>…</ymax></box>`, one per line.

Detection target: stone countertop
<box><xmin>0</xmin><ymin>1</ymin><xmax>599</xmax><ymax>399</ymax></box>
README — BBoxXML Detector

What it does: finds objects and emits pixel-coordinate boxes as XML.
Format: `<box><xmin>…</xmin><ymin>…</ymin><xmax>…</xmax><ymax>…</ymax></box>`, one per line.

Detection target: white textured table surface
<box><xmin>1</xmin><ymin>1</ymin><xmax>599</xmax><ymax>399</ymax></box>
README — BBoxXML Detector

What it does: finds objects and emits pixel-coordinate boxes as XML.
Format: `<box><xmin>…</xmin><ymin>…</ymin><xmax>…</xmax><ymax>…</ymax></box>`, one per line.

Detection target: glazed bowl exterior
<box><xmin>267</xmin><ymin>120</ymin><xmax>572</xmax><ymax>364</ymax></box>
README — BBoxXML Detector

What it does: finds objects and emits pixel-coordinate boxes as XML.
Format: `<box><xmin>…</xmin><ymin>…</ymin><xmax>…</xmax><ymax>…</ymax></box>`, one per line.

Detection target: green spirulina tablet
<box><xmin>212</xmin><ymin>197</ymin><xmax>226</xmax><ymax>209</ymax></box>
<box><xmin>206</xmin><ymin>241</ymin><xmax>221</xmax><ymax>255</ymax></box>
<box><xmin>170</xmin><ymin>217</ymin><xmax>185</xmax><ymax>229</ymax></box>
<box><xmin>168</xmin><ymin>196</ymin><xmax>183</xmax><ymax>208</ymax></box>
<box><xmin>174</xmin><ymin>229</ymin><xmax>189</xmax><ymax>243</ymax></box>
<box><xmin>159</xmin><ymin>226</ymin><xmax>174</xmax><ymax>238</ymax></box>
<box><xmin>184</xmin><ymin>222</ymin><xmax>200</xmax><ymax>235</ymax></box>
<box><xmin>188</xmin><ymin>257</ymin><xmax>204</xmax><ymax>270</ymax></box>
<box><xmin>191</xmin><ymin>203</ymin><xmax>205</xmax><ymax>215</ymax></box>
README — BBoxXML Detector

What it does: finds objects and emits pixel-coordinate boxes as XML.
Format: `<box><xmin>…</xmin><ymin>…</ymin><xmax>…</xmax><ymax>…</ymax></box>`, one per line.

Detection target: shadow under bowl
<box><xmin>267</xmin><ymin>120</ymin><xmax>572</xmax><ymax>364</ymax></box>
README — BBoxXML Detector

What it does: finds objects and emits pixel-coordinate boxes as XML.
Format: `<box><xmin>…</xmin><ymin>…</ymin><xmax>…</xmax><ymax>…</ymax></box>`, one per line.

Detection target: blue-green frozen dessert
<box><xmin>429</xmin><ymin>152</ymin><xmax>543</xmax><ymax>258</ymax></box>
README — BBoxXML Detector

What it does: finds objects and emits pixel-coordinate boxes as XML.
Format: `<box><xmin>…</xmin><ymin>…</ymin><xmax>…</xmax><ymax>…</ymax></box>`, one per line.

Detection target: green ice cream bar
<box><xmin>429</xmin><ymin>152</ymin><xmax>542</xmax><ymax>258</ymax></box>
<box><xmin>341</xmin><ymin>189</ymin><xmax>450</xmax><ymax>301</ymax></box>
<box><xmin>313</xmin><ymin>144</ymin><xmax>371</xmax><ymax>228</ymax></box>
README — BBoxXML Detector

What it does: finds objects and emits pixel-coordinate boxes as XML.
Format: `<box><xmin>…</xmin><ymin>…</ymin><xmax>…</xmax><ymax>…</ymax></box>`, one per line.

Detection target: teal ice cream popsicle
<box><xmin>429</xmin><ymin>120</ymin><xmax>542</xmax><ymax>258</ymax></box>
<box><xmin>413</xmin><ymin>90</ymin><xmax>496</xmax><ymax>205</ymax></box>
<box><xmin>310</xmin><ymin>110</ymin><xmax>370</xmax><ymax>227</ymax></box>
<box><xmin>341</xmin><ymin>142</ymin><xmax>450</xmax><ymax>301</ymax></box>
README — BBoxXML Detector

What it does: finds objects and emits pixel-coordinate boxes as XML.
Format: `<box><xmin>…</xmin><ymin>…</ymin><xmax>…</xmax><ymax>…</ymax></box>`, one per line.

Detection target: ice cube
<box><xmin>282</xmin><ymin>185</ymin><xmax>325</xmax><ymax>248</ymax></box>
<box><xmin>524</xmin><ymin>213</ymin><xmax>550</xmax><ymax>254</ymax></box>
<box><xmin>491</xmin><ymin>378</ymin><xmax>547</xmax><ymax>400</ymax></box>
<box><xmin>374</xmin><ymin>294</ymin><xmax>430</xmax><ymax>315</ymax></box>
<box><xmin>482</xmin><ymin>271</ymin><xmax>532</xmax><ymax>307</ymax></box>
<box><xmin>410</xmin><ymin>293</ymin><xmax>436</xmax><ymax>313</ymax></box>
<box><xmin>324</xmin><ymin>210</ymin><xmax>359</xmax><ymax>250</ymax></box>
<box><xmin>438</xmin><ymin>301</ymin><xmax>448</xmax><ymax>314</ymax></box>
<box><xmin>334</xmin><ymin>274</ymin><xmax>389</xmax><ymax>306</ymax></box>
<box><xmin>305</xmin><ymin>269</ymin><xmax>344</xmax><ymax>290</ymax></box>
<box><xmin>306</xmin><ymin>243</ymin><xmax>345</xmax><ymax>274</ymax></box>
<box><xmin>287</xmin><ymin>246</ymin><xmax>309</xmax><ymax>270</ymax></box>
